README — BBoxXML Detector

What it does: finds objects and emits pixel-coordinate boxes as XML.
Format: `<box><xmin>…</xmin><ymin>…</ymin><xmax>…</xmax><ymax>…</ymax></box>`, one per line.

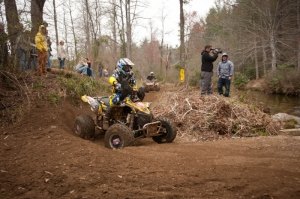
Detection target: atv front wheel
<box><xmin>104</xmin><ymin>123</ymin><xmax>134</xmax><ymax>149</ymax></box>
<box><xmin>74</xmin><ymin>115</ymin><xmax>95</xmax><ymax>139</ymax></box>
<box><xmin>152</xmin><ymin>117</ymin><xmax>177</xmax><ymax>143</ymax></box>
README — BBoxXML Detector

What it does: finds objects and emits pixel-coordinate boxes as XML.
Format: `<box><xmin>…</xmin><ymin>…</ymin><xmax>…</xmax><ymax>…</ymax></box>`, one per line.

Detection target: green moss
<box><xmin>283</xmin><ymin>119</ymin><xmax>297</xmax><ymax>129</ymax></box>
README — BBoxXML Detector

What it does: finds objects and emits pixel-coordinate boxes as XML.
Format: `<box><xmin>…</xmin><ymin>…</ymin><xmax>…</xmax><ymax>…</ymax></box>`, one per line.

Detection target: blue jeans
<box><xmin>218</xmin><ymin>77</ymin><xmax>231</xmax><ymax>97</ymax></box>
<box><xmin>47</xmin><ymin>52</ymin><xmax>52</xmax><ymax>68</ymax></box>
<box><xmin>59</xmin><ymin>58</ymin><xmax>65</xmax><ymax>69</ymax></box>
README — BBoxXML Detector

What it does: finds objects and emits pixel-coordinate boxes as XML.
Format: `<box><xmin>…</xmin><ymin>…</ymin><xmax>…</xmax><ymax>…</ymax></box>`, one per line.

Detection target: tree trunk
<box><xmin>270</xmin><ymin>30</ymin><xmax>277</xmax><ymax>72</ymax></box>
<box><xmin>63</xmin><ymin>9</ymin><xmax>69</xmax><ymax>64</ymax></box>
<box><xmin>112</xmin><ymin>0</ymin><xmax>118</xmax><ymax>60</ymax></box>
<box><xmin>254</xmin><ymin>37</ymin><xmax>259</xmax><ymax>79</ymax></box>
<box><xmin>297</xmin><ymin>0</ymin><xmax>300</xmax><ymax>71</ymax></box>
<box><xmin>119</xmin><ymin>0</ymin><xmax>126</xmax><ymax>57</ymax></box>
<box><xmin>262</xmin><ymin>42</ymin><xmax>267</xmax><ymax>76</ymax></box>
<box><xmin>4</xmin><ymin>0</ymin><xmax>21</xmax><ymax>49</ymax></box>
<box><xmin>125</xmin><ymin>0</ymin><xmax>132</xmax><ymax>59</ymax></box>
<box><xmin>69</xmin><ymin>0</ymin><xmax>78</xmax><ymax>62</ymax></box>
<box><xmin>84</xmin><ymin>0</ymin><xmax>91</xmax><ymax>58</ymax></box>
<box><xmin>31</xmin><ymin>0</ymin><xmax>46</xmax><ymax>38</ymax></box>
<box><xmin>53</xmin><ymin>0</ymin><xmax>59</xmax><ymax>51</ymax></box>
<box><xmin>179</xmin><ymin>0</ymin><xmax>185</xmax><ymax>66</ymax></box>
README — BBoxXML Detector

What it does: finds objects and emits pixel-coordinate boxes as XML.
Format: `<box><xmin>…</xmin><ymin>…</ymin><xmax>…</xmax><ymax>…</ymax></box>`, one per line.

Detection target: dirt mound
<box><xmin>152</xmin><ymin>89</ymin><xmax>279</xmax><ymax>141</ymax></box>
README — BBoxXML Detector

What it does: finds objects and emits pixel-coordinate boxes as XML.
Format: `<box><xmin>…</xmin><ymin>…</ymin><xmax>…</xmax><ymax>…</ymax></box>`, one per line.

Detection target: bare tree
<box><xmin>179</xmin><ymin>0</ymin><xmax>185</xmax><ymax>66</ymax></box>
<box><xmin>4</xmin><ymin>0</ymin><xmax>21</xmax><ymax>47</ymax></box>
<box><xmin>297</xmin><ymin>0</ymin><xmax>300</xmax><ymax>70</ymax></box>
<box><xmin>125</xmin><ymin>0</ymin><xmax>132</xmax><ymax>59</ymax></box>
<box><xmin>159</xmin><ymin>4</ymin><xmax>168</xmax><ymax>76</ymax></box>
<box><xmin>52</xmin><ymin>0</ymin><xmax>59</xmax><ymax>51</ymax></box>
<box><xmin>68</xmin><ymin>0</ymin><xmax>78</xmax><ymax>62</ymax></box>
<box><xmin>31</xmin><ymin>0</ymin><xmax>46</xmax><ymax>38</ymax></box>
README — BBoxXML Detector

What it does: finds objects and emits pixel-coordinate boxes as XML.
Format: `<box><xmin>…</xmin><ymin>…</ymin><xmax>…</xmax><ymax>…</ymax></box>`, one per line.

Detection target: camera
<box><xmin>211</xmin><ymin>48</ymin><xmax>222</xmax><ymax>54</ymax></box>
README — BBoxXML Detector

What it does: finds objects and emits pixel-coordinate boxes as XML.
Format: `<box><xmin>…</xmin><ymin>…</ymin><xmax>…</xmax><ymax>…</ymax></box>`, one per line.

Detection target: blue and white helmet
<box><xmin>117</xmin><ymin>58</ymin><xmax>135</xmax><ymax>75</ymax></box>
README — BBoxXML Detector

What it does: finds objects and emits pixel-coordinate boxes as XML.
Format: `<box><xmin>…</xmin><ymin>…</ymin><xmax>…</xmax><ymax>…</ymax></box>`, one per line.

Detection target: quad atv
<box><xmin>143</xmin><ymin>79</ymin><xmax>160</xmax><ymax>92</ymax></box>
<box><xmin>73</xmin><ymin>85</ymin><xmax>176</xmax><ymax>149</ymax></box>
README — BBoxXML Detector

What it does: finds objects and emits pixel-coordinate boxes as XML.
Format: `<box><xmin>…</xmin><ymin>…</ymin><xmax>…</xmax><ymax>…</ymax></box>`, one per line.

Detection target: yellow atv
<box><xmin>73</xmin><ymin>94</ymin><xmax>177</xmax><ymax>149</ymax></box>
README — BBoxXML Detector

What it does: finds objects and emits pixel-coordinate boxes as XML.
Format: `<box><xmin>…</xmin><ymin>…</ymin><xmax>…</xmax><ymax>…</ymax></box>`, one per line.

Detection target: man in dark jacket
<box><xmin>200</xmin><ymin>45</ymin><xmax>219</xmax><ymax>95</ymax></box>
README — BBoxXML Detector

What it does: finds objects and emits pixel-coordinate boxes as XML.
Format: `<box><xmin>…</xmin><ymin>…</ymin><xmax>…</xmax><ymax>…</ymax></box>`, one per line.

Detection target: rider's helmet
<box><xmin>150</xmin><ymin>71</ymin><xmax>154</xmax><ymax>76</ymax></box>
<box><xmin>117</xmin><ymin>58</ymin><xmax>135</xmax><ymax>75</ymax></box>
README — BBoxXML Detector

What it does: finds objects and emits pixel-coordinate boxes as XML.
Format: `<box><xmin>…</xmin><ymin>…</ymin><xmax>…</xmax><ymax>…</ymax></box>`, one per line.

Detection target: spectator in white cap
<box><xmin>217</xmin><ymin>52</ymin><xmax>234</xmax><ymax>97</ymax></box>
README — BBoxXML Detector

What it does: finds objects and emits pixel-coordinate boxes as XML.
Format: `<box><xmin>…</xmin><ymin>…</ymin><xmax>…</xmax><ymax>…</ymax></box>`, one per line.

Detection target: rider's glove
<box><xmin>115</xmin><ymin>83</ymin><xmax>121</xmax><ymax>91</ymax></box>
<box><xmin>129</xmin><ymin>78</ymin><xmax>136</xmax><ymax>85</ymax></box>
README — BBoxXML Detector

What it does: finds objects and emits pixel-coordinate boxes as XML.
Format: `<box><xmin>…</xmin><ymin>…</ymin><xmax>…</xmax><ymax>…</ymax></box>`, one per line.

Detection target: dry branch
<box><xmin>152</xmin><ymin>89</ymin><xmax>279</xmax><ymax>142</ymax></box>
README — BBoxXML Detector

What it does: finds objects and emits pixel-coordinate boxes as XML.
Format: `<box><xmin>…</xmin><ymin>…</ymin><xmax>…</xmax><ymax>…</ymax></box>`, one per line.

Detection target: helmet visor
<box><xmin>123</xmin><ymin>65</ymin><xmax>132</xmax><ymax>72</ymax></box>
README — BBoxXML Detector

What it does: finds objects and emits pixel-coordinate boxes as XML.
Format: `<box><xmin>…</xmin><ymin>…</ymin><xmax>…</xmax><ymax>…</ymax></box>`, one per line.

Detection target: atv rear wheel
<box><xmin>74</xmin><ymin>115</ymin><xmax>95</xmax><ymax>139</ymax></box>
<box><xmin>104</xmin><ymin>123</ymin><xmax>134</xmax><ymax>149</ymax></box>
<box><xmin>152</xmin><ymin>117</ymin><xmax>177</xmax><ymax>144</ymax></box>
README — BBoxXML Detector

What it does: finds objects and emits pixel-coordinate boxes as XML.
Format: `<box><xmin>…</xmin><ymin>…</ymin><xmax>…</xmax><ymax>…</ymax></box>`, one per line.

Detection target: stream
<box><xmin>238</xmin><ymin>91</ymin><xmax>300</xmax><ymax>117</ymax></box>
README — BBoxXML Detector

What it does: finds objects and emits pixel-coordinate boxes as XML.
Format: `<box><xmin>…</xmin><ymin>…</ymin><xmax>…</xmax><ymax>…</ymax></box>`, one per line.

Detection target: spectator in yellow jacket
<box><xmin>35</xmin><ymin>25</ymin><xmax>48</xmax><ymax>75</ymax></box>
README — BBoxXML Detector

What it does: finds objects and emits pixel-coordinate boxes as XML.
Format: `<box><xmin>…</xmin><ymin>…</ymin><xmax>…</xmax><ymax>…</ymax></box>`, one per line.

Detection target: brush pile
<box><xmin>151</xmin><ymin>89</ymin><xmax>279</xmax><ymax>141</ymax></box>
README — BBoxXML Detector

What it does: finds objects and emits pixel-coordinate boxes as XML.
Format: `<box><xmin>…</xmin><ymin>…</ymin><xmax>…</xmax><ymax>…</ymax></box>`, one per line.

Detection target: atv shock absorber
<box><xmin>126</xmin><ymin>113</ymin><xmax>134</xmax><ymax>129</ymax></box>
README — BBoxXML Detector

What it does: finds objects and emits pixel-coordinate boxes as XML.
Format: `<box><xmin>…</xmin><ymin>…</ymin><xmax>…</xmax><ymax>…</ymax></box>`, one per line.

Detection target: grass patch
<box><xmin>47</xmin><ymin>92</ymin><xmax>61</xmax><ymax>105</ymax></box>
<box><xmin>283</xmin><ymin>119</ymin><xmax>297</xmax><ymax>129</ymax></box>
<box><xmin>32</xmin><ymin>80</ymin><xmax>44</xmax><ymax>90</ymax></box>
<box><xmin>58</xmin><ymin>75</ymin><xmax>111</xmax><ymax>101</ymax></box>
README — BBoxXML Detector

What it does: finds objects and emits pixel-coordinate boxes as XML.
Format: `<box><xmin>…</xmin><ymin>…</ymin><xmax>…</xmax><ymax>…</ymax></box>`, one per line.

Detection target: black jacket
<box><xmin>201</xmin><ymin>51</ymin><xmax>218</xmax><ymax>72</ymax></box>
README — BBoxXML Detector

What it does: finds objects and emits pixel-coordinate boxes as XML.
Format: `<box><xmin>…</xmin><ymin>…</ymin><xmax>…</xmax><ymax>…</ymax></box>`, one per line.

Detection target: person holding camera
<box><xmin>200</xmin><ymin>45</ymin><xmax>220</xmax><ymax>95</ymax></box>
<box><xmin>217</xmin><ymin>53</ymin><xmax>234</xmax><ymax>97</ymax></box>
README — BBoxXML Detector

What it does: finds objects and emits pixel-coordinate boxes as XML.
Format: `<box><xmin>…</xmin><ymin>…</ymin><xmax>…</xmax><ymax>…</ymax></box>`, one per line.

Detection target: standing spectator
<box><xmin>0</xmin><ymin>22</ymin><xmax>8</xmax><ymax>69</ymax></box>
<box><xmin>200</xmin><ymin>45</ymin><xmax>219</xmax><ymax>95</ymax></box>
<box><xmin>46</xmin><ymin>30</ymin><xmax>52</xmax><ymax>71</ymax></box>
<box><xmin>217</xmin><ymin>53</ymin><xmax>234</xmax><ymax>97</ymax></box>
<box><xmin>35</xmin><ymin>25</ymin><xmax>48</xmax><ymax>75</ymax></box>
<box><xmin>57</xmin><ymin>40</ymin><xmax>66</xmax><ymax>69</ymax></box>
<box><xmin>98</xmin><ymin>62</ymin><xmax>103</xmax><ymax>77</ymax></box>
<box><xmin>86</xmin><ymin>61</ymin><xmax>93</xmax><ymax>77</ymax></box>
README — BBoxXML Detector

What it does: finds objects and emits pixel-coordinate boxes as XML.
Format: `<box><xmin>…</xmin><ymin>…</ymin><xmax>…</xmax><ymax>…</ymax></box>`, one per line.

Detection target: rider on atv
<box><xmin>147</xmin><ymin>72</ymin><xmax>156</xmax><ymax>81</ymax></box>
<box><xmin>104</xmin><ymin>58</ymin><xmax>137</xmax><ymax>129</ymax></box>
<box><xmin>109</xmin><ymin>58</ymin><xmax>136</xmax><ymax>105</ymax></box>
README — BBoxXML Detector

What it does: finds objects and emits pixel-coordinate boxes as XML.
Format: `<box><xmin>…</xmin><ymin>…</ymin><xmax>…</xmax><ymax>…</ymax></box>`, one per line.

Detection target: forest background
<box><xmin>1</xmin><ymin>0</ymin><xmax>299</xmax><ymax>94</ymax></box>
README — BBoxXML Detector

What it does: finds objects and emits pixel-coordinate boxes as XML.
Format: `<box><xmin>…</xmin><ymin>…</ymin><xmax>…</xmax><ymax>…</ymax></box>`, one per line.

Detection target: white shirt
<box><xmin>57</xmin><ymin>44</ymin><xmax>66</xmax><ymax>59</ymax></box>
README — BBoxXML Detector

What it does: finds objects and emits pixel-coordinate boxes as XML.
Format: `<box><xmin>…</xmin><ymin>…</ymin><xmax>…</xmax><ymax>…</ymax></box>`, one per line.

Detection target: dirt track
<box><xmin>0</xmin><ymin>91</ymin><xmax>300</xmax><ymax>199</ymax></box>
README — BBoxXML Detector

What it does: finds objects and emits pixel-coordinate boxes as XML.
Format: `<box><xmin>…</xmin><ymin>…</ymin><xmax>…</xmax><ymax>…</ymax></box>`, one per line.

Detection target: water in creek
<box><xmin>237</xmin><ymin>90</ymin><xmax>300</xmax><ymax>117</ymax></box>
